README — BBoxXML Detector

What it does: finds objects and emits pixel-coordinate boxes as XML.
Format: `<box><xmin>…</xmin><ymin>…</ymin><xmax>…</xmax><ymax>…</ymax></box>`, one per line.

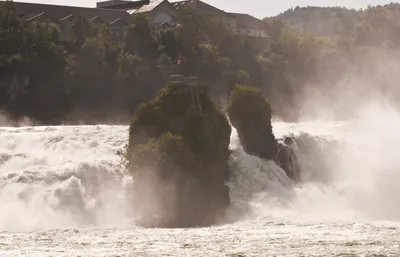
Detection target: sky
<box><xmin>14</xmin><ymin>0</ymin><xmax>394</xmax><ymax>19</ymax></box>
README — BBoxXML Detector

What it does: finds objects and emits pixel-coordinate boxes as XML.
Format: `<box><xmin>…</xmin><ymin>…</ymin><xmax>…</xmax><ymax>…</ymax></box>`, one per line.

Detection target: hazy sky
<box><xmin>15</xmin><ymin>0</ymin><xmax>393</xmax><ymax>19</ymax></box>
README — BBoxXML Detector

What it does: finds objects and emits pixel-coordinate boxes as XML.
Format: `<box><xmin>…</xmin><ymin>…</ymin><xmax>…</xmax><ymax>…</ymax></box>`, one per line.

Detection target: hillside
<box><xmin>264</xmin><ymin>6</ymin><xmax>361</xmax><ymax>37</ymax></box>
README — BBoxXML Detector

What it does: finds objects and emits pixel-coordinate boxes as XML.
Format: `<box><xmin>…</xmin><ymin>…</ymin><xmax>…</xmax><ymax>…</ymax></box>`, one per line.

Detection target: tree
<box><xmin>126</xmin><ymin>14</ymin><xmax>155</xmax><ymax>58</ymax></box>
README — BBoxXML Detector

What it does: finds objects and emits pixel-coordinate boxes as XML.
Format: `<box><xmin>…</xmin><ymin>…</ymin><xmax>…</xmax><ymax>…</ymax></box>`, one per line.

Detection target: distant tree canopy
<box><xmin>266</xmin><ymin>3</ymin><xmax>400</xmax><ymax>47</ymax></box>
<box><xmin>265</xmin><ymin>6</ymin><xmax>360</xmax><ymax>37</ymax></box>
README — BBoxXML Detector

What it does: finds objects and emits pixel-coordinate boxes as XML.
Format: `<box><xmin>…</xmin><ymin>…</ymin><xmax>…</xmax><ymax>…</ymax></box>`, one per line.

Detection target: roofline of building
<box><xmin>96</xmin><ymin>0</ymin><xmax>149</xmax><ymax>10</ymax></box>
<box><xmin>172</xmin><ymin>0</ymin><xmax>224</xmax><ymax>13</ymax></box>
<box><xmin>2</xmin><ymin>1</ymin><xmax>130</xmax><ymax>14</ymax></box>
<box><xmin>135</xmin><ymin>0</ymin><xmax>169</xmax><ymax>13</ymax></box>
<box><xmin>224</xmin><ymin>11</ymin><xmax>262</xmax><ymax>20</ymax></box>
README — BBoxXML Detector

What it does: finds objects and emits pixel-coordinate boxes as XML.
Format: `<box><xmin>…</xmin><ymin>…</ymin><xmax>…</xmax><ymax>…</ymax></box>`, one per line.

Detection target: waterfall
<box><xmin>2</xmin><ymin>110</ymin><xmax>400</xmax><ymax>232</ymax></box>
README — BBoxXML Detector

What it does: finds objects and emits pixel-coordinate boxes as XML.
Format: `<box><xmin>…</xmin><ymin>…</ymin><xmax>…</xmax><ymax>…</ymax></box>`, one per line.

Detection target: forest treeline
<box><xmin>1</xmin><ymin>1</ymin><xmax>400</xmax><ymax>124</ymax></box>
<box><xmin>267</xmin><ymin>3</ymin><xmax>400</xmax><ymax>44</ymax></box>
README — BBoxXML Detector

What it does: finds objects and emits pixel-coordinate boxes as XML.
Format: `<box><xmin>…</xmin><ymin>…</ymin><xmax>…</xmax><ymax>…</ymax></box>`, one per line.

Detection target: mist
<box><xmin>290</xmin><ymin>47</ymin><xmax>400</xmax><ymax>121</ymax></box>
<box><xmin>0</xmin><ymin>111</ymin><xmax>36</xmax><ymax>127</ymax></box>
<box><xmin>228</xmin><ymin>44</ymin><xmax>400</xmax><ymax>222</ymax></box>
<box><xmin>235</xmin><ymin>94</ymin><xmax>400</xmax><ymax>224</ymax></box>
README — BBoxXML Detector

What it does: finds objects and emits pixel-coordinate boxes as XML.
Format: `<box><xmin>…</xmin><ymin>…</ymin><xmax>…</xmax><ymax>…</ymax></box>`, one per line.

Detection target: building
<box><xmin>153</xmin><ymin>20</ymin><xmax>175</xmax><ymax>31</ymax></box>
<box><xmin>2</xmin><ymin>0</ymin><xmax>268</xmax><ymax>43</ymax></box>
<box><xmin>96</xmin><ymin>0</ymin><xmax>149</xmax><ymax>9</ymax></box>
<box><xmin>98</xmin><ymin>0</ymin><xmax>177</xmax><ymax>27</ymax></box>
<box><xmin>2</xmin><ymin>1</ymin><xmax>132</xmax><ymax>41</ymax></box>
<box><xmin>132</xmin><ymin>0</ymin><xmax>177</xmax><ymax>26</ymax></box>
<box><xmin>24</xmin><ymin>12</ymin><xmax>58</xmax><ymax>24</ymax></box>
<box><xmin>224</xmin><ymin>12</ymin><xmax>268</xmax><ymax>38</ymax></box>
<box><xmin>172</xmin><ymin>0</ymin><xmax>223</xmax><ymax>16</ymax></box>
<box><xmin>172</xmin><ymin>0</ymin><xmax>268</xmax><ymax>39</ymax></box>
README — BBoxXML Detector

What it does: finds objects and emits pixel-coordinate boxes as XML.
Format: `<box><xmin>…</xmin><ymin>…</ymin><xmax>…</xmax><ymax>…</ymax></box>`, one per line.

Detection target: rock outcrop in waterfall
<box><xmin>125</xmin><ymin>82</ymin><xmax>231</xmax><ymax>228</ymax></box>
<box><xmin>227</xmin><ymin>85</ymin><xmax>299</xmax><ymax>181</ymax></box>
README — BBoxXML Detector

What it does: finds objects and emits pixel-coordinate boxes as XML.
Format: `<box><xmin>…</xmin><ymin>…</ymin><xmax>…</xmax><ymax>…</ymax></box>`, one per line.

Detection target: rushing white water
<box><xmin>1</xmin><ymin>108</ymin><xmax>400</xmax><ymax>256</ymax></box>
<box><xmin>0</xmin><ymin>125</ymin><xmax>135</xmax><ymax>232</ymax></box>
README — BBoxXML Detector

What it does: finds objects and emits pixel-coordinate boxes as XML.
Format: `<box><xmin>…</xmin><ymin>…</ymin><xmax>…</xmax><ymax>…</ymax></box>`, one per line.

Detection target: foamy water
<box><xmin>0</xmin><ymin>115</ymin><xmax>400</xmax><ymax>256</ymax></box>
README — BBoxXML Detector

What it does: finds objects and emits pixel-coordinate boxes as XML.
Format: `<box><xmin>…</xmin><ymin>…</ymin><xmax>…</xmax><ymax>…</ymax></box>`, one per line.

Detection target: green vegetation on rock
<box><xmin>227</xmin><ymin>85</ymin><xmax>277</xmax><ymax>160</ymax></box>
<box><xmin>126</xmin><ymin>82</ymin><xmax>231</xmax><ymax>228</ymax></box>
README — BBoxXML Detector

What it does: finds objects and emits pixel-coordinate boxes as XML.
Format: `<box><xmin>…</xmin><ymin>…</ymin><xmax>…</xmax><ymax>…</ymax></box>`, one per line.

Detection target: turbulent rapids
<box><xmin>1</xmin><ymin>110</ymin><xmax>400</xmax><ymax>256</ymax></box>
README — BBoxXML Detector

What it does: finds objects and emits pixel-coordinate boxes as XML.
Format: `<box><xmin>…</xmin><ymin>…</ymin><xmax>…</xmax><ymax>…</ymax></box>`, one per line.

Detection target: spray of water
<box><xmin>0</xmin><ymin>111</ymin><xmax>35</xmax><ymax>127</ymax></box>
<box><xmin>227</xmin><ymin>101</ymin><xmax>400</xmax><ymax>224</ymax></box>
<box><xmin>0</xmin><ymin>126</ymin><xmax>135</xmax><ymax>232</ymax></box>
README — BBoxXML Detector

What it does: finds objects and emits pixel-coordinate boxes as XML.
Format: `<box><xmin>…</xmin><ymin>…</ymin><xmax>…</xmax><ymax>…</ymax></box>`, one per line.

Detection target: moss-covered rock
<box><xmin>227</xmin><ymin>85</ymin><xmax>278</xmax><ymax>160</ymax></box>
<box><xmin>126</xmin><ymin>82</ymin><xmax>231</xmax><ymax>228</ymax></box>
